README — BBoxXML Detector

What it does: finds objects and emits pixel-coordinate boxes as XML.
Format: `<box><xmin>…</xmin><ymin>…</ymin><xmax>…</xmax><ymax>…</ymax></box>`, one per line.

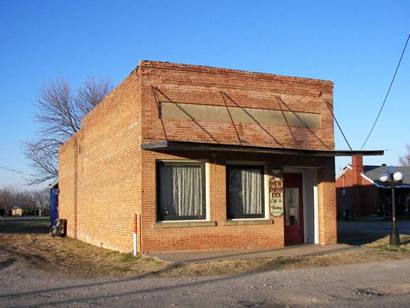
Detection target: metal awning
<box><xmin>141</xmin><ymin>141</ymin><xmax>384</xmax><ymax>157</ymax></box>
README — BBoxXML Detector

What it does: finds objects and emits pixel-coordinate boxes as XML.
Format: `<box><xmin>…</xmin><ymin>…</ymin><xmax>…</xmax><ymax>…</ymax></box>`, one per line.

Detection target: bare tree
<box><xmin>400</xmin><ymin>145</ymin><xmax>410</xmax><ymax>167</ymax></box>
<box><xmin>24</xmin><ymin>78</ymin><xmax>112</xmax><ymax>184</ymax></box>
<box><xmin>31</xmin><ymin>189</ymin><xmax>50</xmax><ymax>210</ymax></box>
<box><xmin>0</xmin><ymin>187</ymin><xmax>14</xmax><ymax>215</ymax></box>
<box><xmin>0</xmin><ymin>187</ymin><xmax>49</xmax><ymax>216</ymax></box>
<box><xmin>14</xmin><ymin>190</ymin><xmax>36</xmax><ymax>210</ymax></box>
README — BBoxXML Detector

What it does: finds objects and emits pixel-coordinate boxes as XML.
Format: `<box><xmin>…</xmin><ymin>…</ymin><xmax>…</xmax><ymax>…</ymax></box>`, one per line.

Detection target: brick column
<box><xmin>211</xmin><ymin>160</ymin><xmax>227</xmax><ymax>222</ymax></box>
<box><xmin>317</xmin><ymin>157</ymin><xmax>337</xmax><ymax>244</ymax></box>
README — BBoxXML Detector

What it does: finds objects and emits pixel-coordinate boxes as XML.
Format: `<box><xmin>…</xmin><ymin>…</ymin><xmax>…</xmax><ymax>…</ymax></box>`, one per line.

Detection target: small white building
<box><xmin>11</xmin><ymin>207</ymin><xmax>23</xmax><ymax>216</ymax></box>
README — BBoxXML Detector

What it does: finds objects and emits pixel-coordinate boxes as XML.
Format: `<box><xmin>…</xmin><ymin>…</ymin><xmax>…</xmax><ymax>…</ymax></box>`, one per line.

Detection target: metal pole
<box><xmin>390</xmin><ymin>180</ymin><xmax>400</xmax><ymax>246</ymax></box>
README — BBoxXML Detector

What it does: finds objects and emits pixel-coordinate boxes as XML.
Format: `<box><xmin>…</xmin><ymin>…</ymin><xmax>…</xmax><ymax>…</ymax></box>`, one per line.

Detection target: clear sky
<box><xmin>0</xmin><ymin>0</ymin><xmax>409</xmax><ymax>189</ymax></box>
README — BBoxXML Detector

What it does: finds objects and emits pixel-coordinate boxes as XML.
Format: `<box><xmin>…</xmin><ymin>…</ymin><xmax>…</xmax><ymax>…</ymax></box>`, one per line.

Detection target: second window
<box><xmin>227</xmin><ymin>165</ymin><xmax>265</xmax><ymax>219</ymax></box>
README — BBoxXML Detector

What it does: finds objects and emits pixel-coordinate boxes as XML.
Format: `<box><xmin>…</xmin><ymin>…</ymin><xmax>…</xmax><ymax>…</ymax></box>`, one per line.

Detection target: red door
<box><xmin>284</xmin><ymin>173</ymin><xmax>304</xmax><ymax>245</ymax></box>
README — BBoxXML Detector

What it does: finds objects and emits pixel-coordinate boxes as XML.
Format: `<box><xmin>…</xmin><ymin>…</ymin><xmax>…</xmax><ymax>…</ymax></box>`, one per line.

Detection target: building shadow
<box><xmin>337</xmin><ymin>221</ymin><xmax>410</xmax><ymax>246</ymax></box>
<box><xmin>337</xmin><ymin>230</ymin><xmax>385</xmax><ymax>246</ymax></box>
<box><xmin>0</xmin><ymin>218</ymin><xmax>49</xmax><ymax>234</ymax></box>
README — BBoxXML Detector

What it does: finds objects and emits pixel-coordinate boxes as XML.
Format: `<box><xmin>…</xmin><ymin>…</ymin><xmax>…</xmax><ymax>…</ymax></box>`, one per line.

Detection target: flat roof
<box><xmin>141</xmin><ymin>141</ymin><xmax>384</xmax><ymax>157</ymax></box>
<box><xmin>138</xmin><ymin>60</ymin><xmax>333</xmax><ymax>87</ymax></box>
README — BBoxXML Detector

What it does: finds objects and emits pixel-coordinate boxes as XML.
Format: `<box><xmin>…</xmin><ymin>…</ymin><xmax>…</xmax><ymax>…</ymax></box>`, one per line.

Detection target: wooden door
<box><xmin>284</xmin><ymin>173</ymin><xmax>304</xmax><ymax>245</ymax></box>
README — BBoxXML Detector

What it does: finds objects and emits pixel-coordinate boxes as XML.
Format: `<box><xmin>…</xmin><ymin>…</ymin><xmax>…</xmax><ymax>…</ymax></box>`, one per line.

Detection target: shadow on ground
<box><xmin>338</xmin><ymin>231</ymin><xmax>385</xmax><ymax>246</ymax></box>
<box><xmin>338</xmin><ymin>220</ymin><xmax>410</xmax><ymax>245</ymax></box>
<box><xmin>0</xmin><ymin>219</ymin><xmax>49</xmax><ymax>234</ymax></box>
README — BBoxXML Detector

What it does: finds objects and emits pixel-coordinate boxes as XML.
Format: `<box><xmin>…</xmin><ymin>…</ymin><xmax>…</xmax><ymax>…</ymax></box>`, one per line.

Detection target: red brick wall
<box><xmin>59</xmin><ymin>70</ymin><xmax>142</xmax><ymax>252</ymax></box>
<box><xmin>140</xmin><ymin>150</ymin><xmax>335</xmax><ymax>253</ymax></box>
<box><xmin>138</xmin><ymin>61</ymin><xmax>336</xmax><ymax>251</ymax></box>
<box><xmin>59</xmin><ymin>136</ymin><xmax>77</xmax><ymax>237</ymax></box>
<box><xmin>336</xmin><ymin>157</ymin><xmax>380</xmax><ymax>218</ymax></box>
<box><xmin>140</xmin><ymin>151</ymin><xmax>284</xmax><ymax>252</ymax></box>
<box><xmin>139</xmin><ymin>61</ymin><xmax>334</xmax><ymax>151</ymax></box>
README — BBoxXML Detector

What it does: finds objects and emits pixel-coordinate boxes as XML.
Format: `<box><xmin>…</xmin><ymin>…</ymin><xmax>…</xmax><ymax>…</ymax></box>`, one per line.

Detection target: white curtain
<box><xmin>160</xmin><ymin>165</ymin><xmax>203</xmax><ymax>217</ymax></box>
<box><xmin>229</xmin><ymin>168</ymin><xmax>262</xmax><ymax>216</ymax></box>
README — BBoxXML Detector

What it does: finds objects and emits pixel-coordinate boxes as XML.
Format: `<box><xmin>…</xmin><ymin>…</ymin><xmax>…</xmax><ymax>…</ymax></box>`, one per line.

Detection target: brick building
<box><xmin>59</xmin><ymin>61</ymin><xmax>382</xmax><ymax>253</ymax></box>
<box><xmin>336</xmin><ymin>156</ymin><xmax>410</xmax><ymax>218</ymax></box>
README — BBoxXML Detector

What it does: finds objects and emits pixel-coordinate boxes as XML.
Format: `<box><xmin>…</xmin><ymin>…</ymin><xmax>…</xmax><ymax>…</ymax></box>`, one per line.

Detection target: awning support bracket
<box><xmin>275</xmin><ymin>96</ymin><xmax>297</xmax><ymax>141</ymax></box>
<box><xmin>276</xmin><ymin>95</ymin><xmax>331</xmax><ymax>150</ymax></box>
<box><xmin>221</xmin><ymin>92</ymin><xmax>243</xmax><ymax>146</ymax></box>
<box><xmin>151</xmin><ymin>86</ymin><xmax>168</xmax><ymax>141</ymax></box>
<box><xmin>153</xmin><ymin>87</ymin><xmax>219</xmax><ymax>144</ymax></box>
<box><xmin>223</xmin><ymin>92</ymin><xmax>285</xmax><ymax>148</ymax></box>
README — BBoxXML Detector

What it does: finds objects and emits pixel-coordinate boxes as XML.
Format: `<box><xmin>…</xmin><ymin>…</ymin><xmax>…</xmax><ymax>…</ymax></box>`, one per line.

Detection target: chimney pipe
<box><xmin>352</xmin><ymin>155</ymin><xmax>363</xmax><ymax>185</ymax></box>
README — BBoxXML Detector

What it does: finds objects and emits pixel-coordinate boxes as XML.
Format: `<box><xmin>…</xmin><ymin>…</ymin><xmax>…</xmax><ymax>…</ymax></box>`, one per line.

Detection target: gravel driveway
<box><xmin>2</xmin><ymin>256</ymin><xmax>410</xmax><ymax>307</ymax></box>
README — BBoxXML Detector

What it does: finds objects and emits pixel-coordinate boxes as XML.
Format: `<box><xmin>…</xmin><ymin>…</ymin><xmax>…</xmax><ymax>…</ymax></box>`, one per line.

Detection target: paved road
<box><xmin>2</xmin><ymin>257</ymin><xmax>410</xmax><ymax>307</ymax></box>
<box><xmin>339</xmin><ymin>220</ymin><xmax>410</xmax><ymax>235</ymax></box>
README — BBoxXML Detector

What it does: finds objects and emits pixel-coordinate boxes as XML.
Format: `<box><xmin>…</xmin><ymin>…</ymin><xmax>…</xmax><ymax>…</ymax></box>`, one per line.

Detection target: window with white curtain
<box><xmin>157</xmin><ymin>161</ymin><xmax>206</xmax><ymax>221</ymax></box>
<box><xmin>227</xmin><ymin>165</ymin><xmax>264</xmax><ymax>219</ymax></box>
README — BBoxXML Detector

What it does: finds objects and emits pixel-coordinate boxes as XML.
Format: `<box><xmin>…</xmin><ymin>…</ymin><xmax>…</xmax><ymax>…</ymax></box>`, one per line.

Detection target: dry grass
<box><xmin>157</xmin><ymin>249</ymin><xmax>409</xmax><ymax>277</ymax></box>
<box><xmin>2</xmin><ymin>219</ymin><xmax>410</xmax><ymax>278</ymax></box>
<box><xmin>365</xmin><ymin>234</ymin><xmax>410</xmax><ymax>252</ymax></box>
<box><xmin>0</xmin><ymin>219</ymin><xmax>166</xmax><ymax>278</ymax></box>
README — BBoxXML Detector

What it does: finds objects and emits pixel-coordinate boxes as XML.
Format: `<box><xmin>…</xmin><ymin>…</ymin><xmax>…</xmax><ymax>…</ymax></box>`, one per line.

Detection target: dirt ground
<box><xmin>2</xmin><ymin>218</ymin><xmax>410</xmax><ymax>307</ymax></box>
<box><xmin>2</xmin><ymin>250</ymin><xmax>410</xmax><ymax>307</ymax></box>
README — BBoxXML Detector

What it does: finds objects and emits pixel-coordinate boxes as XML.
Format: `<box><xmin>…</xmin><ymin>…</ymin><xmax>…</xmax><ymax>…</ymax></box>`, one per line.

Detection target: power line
<box><xmin>361</xmin><ymin>33</ymin><xmax>410</xmax><ymax>149</ymax></box>
<box><xmin>0</xmin><ymin>166</ymin><xmax>35</xmax><ymax>177</ymax></box>
<box><xmin>324</xmin><ymin>102</ymin><xmax>353</xmax><ymax>150</ymax></box>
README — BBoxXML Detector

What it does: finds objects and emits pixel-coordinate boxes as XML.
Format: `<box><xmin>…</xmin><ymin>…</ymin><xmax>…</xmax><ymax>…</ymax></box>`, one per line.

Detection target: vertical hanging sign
<box><xmin>269</xmin><ymin>170</ymin><xmax>284</xmax><ymax>217</ymax></box>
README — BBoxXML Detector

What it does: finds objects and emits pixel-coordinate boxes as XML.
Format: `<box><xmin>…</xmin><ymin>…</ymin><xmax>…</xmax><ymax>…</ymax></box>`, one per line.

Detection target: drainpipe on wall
<box><xmin>133</xmin><ymin>213</ymin><xmax>138</xmax><ymax>256</ymax></box>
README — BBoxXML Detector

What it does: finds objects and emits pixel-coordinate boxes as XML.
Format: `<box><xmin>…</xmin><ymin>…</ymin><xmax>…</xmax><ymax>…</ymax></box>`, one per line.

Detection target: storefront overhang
<box><xmin>141</xmin><ymin>141</ymin><xmax>384</xmax><ymax>157</ymax></box>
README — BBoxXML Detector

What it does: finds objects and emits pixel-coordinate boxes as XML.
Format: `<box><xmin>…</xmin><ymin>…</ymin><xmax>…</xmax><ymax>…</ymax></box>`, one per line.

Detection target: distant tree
<box><xmin>31</xmin><ymin>189</ymin><xmax>50</xmax><ymax>210</ymax></box>
<box><xmin>24</xmin><ymin>78</ymin><xmax>112</xmax><ymax>184</ymax></box>
<box><xmin>399</xmin><ymin>145</ymin><xmax>410</xmax><ymax>167</ymax></box>
<box><xmin>14</xmin><ymin>190</ymin><xmax>36</xmax><ymax>210</ymax></box>
<box><xmin>0</xmin><ymin>187</ymin><xmax>14</xmax><ymax>215</ymax></box>
<box><xmin>0</xmin><ymin>187</ymin><xmax>49</xmax><ymax>216</ymax></box>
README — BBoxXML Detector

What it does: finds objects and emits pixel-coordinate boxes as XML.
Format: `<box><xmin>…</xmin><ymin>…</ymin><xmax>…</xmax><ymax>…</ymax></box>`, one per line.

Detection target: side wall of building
<box><xmin>59</xmin><ymin>70</ymin><xmax>142</xmax><ymax>252</ymax></box>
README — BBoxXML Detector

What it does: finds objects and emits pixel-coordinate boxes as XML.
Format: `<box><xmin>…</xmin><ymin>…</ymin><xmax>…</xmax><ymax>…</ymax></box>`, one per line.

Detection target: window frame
<box><xmin>156</xmin><ymin>161</ymin><xmax>206</xmax><ymax>221</ymax></box>
<box><xmin>226</xmin><ymin>164</ymin><xmax>265</xmax><ymax>219</ymax></box>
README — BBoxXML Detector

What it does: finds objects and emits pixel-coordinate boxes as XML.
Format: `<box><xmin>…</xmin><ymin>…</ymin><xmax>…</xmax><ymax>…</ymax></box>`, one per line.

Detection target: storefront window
<box><xmin>157</xmin><ymin>161</ymin><xmax>206</xmax><ymax>221</ymax></box>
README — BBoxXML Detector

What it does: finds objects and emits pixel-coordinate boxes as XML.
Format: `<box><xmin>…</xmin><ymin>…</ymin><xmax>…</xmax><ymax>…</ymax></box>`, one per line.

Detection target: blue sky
<box><xmin>0</xmin><ymin>0</ymin><xmax>409</xmax><ymax>189</ymax></box>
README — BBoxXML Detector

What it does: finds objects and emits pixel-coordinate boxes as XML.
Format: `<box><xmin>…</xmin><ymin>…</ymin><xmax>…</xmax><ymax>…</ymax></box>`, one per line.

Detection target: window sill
<box><xmin>153</xmin><ymin>221</ymin><xmax>217</xmax><ymax>228</ymax></box>
<box><xmin>223</xmin><ymin>219</ymin><xmax>274</xmax><ymax>226</ymax></box>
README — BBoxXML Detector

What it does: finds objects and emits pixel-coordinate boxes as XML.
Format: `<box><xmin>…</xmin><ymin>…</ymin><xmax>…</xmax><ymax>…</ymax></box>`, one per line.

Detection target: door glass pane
<box><xmin>285</xmin><ymin>188</ymin><xmax>299</xmax><ymax>226</ymax></box>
